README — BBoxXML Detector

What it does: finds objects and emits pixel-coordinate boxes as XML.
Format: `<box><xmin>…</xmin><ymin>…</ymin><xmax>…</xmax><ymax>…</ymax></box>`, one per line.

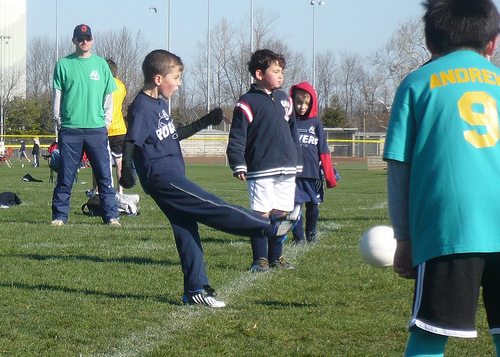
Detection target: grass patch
<box><xmin>0</xmin><ymin>162</ymin><xmax>494</xmax><ymax>356</ymax></box>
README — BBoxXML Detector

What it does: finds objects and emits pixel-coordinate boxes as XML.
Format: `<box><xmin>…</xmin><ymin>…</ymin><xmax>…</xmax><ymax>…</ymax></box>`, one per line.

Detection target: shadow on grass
<box><xmin>0</xmin><ymin>281</ymin><xmax>181</xmax><ymax>305</ymax></box>
<box><xmin>255</xmin><ymin>300</ymin><xmax>319</xmax><ymax>308</ymax></box>
<box><xmin>10</xmin><ymin>253</ymin><xmax>178</xmax><ymax>266</ymax></box>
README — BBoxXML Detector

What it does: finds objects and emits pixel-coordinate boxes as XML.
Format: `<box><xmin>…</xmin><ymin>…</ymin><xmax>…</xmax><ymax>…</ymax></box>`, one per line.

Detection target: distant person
<box><xmin>120</xmin><ymin>49</ymin><xmax>296</xmax><ymax>308</ymax></box>
<box><xmin>51</xmin><ymin>24</ymin><xmax>120</xmax><ymax>226</ymax></box>
<box><xmin>290</xmin><ymin>82</ymin><xmax>337</xmax><ymax>245</ymax></box>
<box><xmin>383</xmin><ymin>0</ymin><xmax>500</xmax><ymax>355</ymax></box>
<box><xmin>87</xmin><ymin>58</ymin><xmax>127</xmax><ymax>197</ymax></box>
<box><xmin>31</xmin><ymin>137</ymin><xmax>40</xmax><ymax>167</ymax></box>
<box><xmin>19</xmin><ymin>139</ymin><xmax>31</xmax><ymax>165</ymax></box>
<box><xmin>227</xmin><ymin>49</ymin><xmax>302</xmax><ymax>272</ymax></box>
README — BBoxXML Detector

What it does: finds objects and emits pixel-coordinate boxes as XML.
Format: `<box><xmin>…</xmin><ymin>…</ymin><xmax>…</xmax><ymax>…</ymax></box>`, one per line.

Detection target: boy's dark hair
<box><xmin>248</xmin><ymin>49</ymin><xmax>286</xmax><ymax>79</ymax></box>
<box><xmin>423</xmin><ymin>0</ymin><xmax>500</xmax><ymax>55</ymax></box>
<box><xmin>106</xmin><ymin>58</ymin><xmax>118</xmax><ymax>77</ymax></box>
<box><xmin>142</xmin><ymin>50</ymin><xmax>184</xmax><ymax>84</ymax></box>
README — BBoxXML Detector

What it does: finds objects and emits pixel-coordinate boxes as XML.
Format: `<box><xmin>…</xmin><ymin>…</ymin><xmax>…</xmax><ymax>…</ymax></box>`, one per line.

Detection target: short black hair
<box><xmin>248</xmin><ymin>49</ymin><xmax>286</xmax><ymax>79</ymax></box>
<box><xmin>142</xmin><ymin>50</ymin><xmax>184</xmax><ymax>84</ymax></box>
<box><xmin>423</xmin><ymin>0</ymin><xmax>500</xmax><ymax>55</ymax></box>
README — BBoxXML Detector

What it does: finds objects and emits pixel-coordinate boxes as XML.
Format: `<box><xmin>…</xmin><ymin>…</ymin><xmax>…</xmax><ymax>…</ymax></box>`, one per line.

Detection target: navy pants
<box><xmin>146</xmin><ymin>171</ymin><xmax>271</xmax><ymax>293</ymax></box>
<box><xmin>52</xmin><ymin>127</ymin><xmax>118</xmax><ymax>223</ymax></box>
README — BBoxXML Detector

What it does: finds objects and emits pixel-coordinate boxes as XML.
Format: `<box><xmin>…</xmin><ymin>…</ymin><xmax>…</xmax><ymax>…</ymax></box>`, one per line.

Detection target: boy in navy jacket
<box><xmin>227</xmin><ymin>49</ymin><xmax>302</xmax><ymax>272</ymax></box>
<box><xmin>120</xmin><ymin>50</ymin><xmax>295</xmax><ymax>308</ymax></box>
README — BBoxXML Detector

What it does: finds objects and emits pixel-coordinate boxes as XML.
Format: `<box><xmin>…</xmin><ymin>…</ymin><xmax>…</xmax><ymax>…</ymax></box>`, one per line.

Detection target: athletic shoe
<box><xmin>269</xmin><ymin>215</ymin><xmax>299</xmax><ymax>237</ymax></box>
<box><xmin>107</xmin><ymin>218</ymin><xmax>121</xmax><ymax>227</ymax></box>
<box><xmin>291</xmin><ymin>238</ymin><xmax>306</xmax><ymax>246</ymax></box>
<box><xmin>306</xmin><ymin>232</ymin><xmax>318</xmax><ymax>244</ymax></box>
<box><xmin>270</xmin><ymin>256</ymin><xmax>296</xmax><ymax>270</ymax></box>
<box><xmin>51</xmin><ymin>219</ymin><xmax>64</xmax><ymax>226</ymax></box>
<box><xmin>182</xmin><ymin>285</ymin><xmax>226</xmax><ymax>308</ymax></box>
<box><xmin>250</xmin><ymin>257</ymin><xmax>273</xmax><ymax>273</ymax></box>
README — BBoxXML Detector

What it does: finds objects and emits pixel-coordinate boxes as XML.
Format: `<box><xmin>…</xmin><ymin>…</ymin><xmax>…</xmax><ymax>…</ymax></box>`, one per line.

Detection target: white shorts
<box><xmin>247</xmin><ymin>175</ymin><xmax>295</xmax><ymax>213</ymax></box>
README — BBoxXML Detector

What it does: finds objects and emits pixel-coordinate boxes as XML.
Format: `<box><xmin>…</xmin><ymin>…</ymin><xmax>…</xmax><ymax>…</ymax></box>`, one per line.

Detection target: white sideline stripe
<box><xmin>87</xmin><ymin>227</ymin><xmax>322</xmax><ymax>357</ymax></box>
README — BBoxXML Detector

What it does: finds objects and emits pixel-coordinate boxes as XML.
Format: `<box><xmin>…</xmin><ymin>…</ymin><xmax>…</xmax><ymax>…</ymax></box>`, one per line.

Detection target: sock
<box><xmin>268</xmin><ymin>235</ymin><xmax>285</xmax><ymax>261</ymax></box>
<box><xmin>250</xmin><ymin>236</ymin><xmax>267</xmax><ymax>261</ymax></box>
<box><xmin>492</xmin><ymin>334</ymin><xmax>500</xmax><ymax>357</ymax></box>
<box><xmin>305</xmin><ymin>202</ymin><xmax>319</xmax><ymax>233</ymax></box>
<box><xmin>292</xmin><ymin>211</ymin><xmax>305</xmax><ymax>240</ymax></box>
<box><xmin>405</xmin><ymin>328</ymin><xmax>447</xmax><ymax>357</ymax></box>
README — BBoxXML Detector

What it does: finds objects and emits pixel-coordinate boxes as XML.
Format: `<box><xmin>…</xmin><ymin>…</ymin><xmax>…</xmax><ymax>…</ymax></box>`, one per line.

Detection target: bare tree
<box><xmin>336</xmin><ymin>52</ymin><xmax>364</xmax><ymax>127</ymax></box>
<box><xmin>94</xmin><ymin>27</ymin><xmax>149</xmax><ymax>110</ymax></box>
<box><xmin>2</xmin><ymin>63</ymin><xmax>25</xmax><ymax>129</ymax></box>
<box><xmin>252</xmin><ymin>9</ymin><xmax>280</xmax><ymax>51</ymax></box>
<box><xmin>315</xmin><ymin>50</ymin><xmax>336</xmax><ymax>113</ymax></box>
<box><xmin>370</xmin><ymin>17</ymin><xmax>430</xmax><ymax>108</ymax></box>
<box><xmin>27</xmin><ymin>36</ymin><xmax>55</xmax><ymax>99</ymax></box>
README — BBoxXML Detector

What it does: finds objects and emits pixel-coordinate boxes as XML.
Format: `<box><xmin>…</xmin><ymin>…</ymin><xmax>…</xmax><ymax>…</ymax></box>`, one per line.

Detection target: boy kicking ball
<box><xmin>120</xmin><ymin>50</ymin><xmax>296</xmax><ymax>308</ymax></box>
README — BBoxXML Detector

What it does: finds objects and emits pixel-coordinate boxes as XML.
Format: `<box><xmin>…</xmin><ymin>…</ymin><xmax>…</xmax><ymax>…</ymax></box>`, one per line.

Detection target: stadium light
<box><xmin>0</xmin><ymin>35</ymin><xmax>12</xmax><ymax>141</ymax></box>
<box><xmin>207</xmin><ymin>0</ymin><xmax>211</xmax><ymax>114</ymax></box>
<box><xmin>310</xmin><ymin>0</ymin><xmax>325</xmax><ymax>88</ymax></box>
<box><xmin>250</xmin><ymin>0</ymin><xmax>254</xmax><ymax>53</ymax></box>
<box><xmin>168</xmin><ymin>0</ymin><xmax>171</xmax><ymax>115</ymax></box>
<box><xmin>56</xmin><ymin>0</ymin><xmax>59</xmax><ymax>60</ymax></box>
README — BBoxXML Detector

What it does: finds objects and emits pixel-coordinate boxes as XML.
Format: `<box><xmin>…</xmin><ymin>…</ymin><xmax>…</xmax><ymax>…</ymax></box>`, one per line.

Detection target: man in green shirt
<box><xmin>51</xmin><ymin>24</ymin><xmax>120</xmax><ymax>226</ymax></box>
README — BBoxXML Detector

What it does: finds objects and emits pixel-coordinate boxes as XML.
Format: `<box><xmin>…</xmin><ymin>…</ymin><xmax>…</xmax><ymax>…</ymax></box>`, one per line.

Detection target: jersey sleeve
<box><xmin>316</xmin><ymin>121</ymin><xmax>330</xmax><ymax>155</ymax></box>
<box><xmin>53</xmin><ymin>61</ymin><xmax>63</xmax><ymax>91</ymax></box>
<box><xmin>126</xmin><ymin>101</ymin><xmax>149</xmax><ymax>148</ymax></box>
<box><xmin>288</xmin><ymin>97</ymin><xmax>303</xmax><ymax>173</ymax></box>
<box><xmin>227</xmin><ymin>101</ymin><xmax>250</xmax><ymax>175</ymax></box>
<box><xmin>383</xmin><ymin>80</ymin><xmax>416</xmax><ymax>164</ymax></box>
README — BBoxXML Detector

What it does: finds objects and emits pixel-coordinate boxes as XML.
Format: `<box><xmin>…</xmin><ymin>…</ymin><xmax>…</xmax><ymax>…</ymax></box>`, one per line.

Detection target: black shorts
<box><xmin>108</xmin><ymin>134</ymin><xmax>125</xmax><ymax>158</ymax></box>
<box><xmin>410</xmin><ymin>253</ymin><xmax>500</xmax><ymax>338</ymax></box>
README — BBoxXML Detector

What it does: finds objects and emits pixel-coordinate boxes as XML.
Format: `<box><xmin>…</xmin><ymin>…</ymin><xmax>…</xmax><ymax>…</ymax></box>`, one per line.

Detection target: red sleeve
<box><xmin>320</xmin><ymin>153</ymin><xmax>337</xmax><ymax>188</ymax></box>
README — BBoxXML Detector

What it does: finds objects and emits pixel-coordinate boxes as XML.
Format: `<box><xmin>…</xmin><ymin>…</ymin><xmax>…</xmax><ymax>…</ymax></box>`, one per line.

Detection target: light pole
<box><xmin>56</xmin><ymin>0</ymin><xmax>58</xmax><ymax>60</ymax></box>
<box><xmin>206</xmin><ymin>0</ymin><xmax>211</xmax><ymax>113</ymax></box>
<box><xmin>250</xmin><ymin>0</ymin><xmax>254</xmax><ymax>53</ymax></box>
<box><xmin>0</xmin><ymin>35</ymin><xmax>12</xmax><ymax>140</ymax></box>
<box><xmin>167</xmin><ymin>0</ymin><xmax>171</xmax><ymax>115</ymax></box>
<box><xmin>310</xmin><ymin>0</ymin><xmax>324</xmax><ymax>89</ymax></box>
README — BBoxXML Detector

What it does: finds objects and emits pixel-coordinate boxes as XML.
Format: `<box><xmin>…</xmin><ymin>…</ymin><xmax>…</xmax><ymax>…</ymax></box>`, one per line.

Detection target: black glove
<box><xmin>200</xmin><ymin>108</ymin><xmax>223</xmax><ymax>126</ymax></box>
<box><xmin>177</xmin><ymin>108</ymin><xmax>224</xmax><ymax>141</ymax></box>
<box><xmin>119</xmin><ymin>141</ymin><xmax>136</xmax><ymax>189</ymax></box>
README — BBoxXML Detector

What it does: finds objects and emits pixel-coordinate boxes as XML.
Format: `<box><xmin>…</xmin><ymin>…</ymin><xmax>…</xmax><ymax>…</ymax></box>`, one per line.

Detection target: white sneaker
<box><xmin>51</xmin><ymin>219</ymin><xmax>64</xmax><ymax>226</ymax></box>
<box><xmin>182</xmin><ymin>285</ymin><xmax>226</xmax><ymax>308</ymax></box>
<box><xmin>107</xmin><ymin>218</ymin><xmax>121</xmax><ymax>227</ymax></box>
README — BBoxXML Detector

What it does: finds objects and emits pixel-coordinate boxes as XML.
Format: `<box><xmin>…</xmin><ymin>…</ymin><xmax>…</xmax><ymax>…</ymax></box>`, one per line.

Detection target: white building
<box><xmin>0</xmin><ymin>0</ymin><xmax>26</xmax><ymax>137</ymax></box>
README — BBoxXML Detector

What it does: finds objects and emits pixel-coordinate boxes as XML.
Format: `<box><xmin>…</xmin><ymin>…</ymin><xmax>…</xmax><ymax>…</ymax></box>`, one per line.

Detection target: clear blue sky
<box><xmin>26</xmin><ymin>0</ymin><xmax>500</xmax><ymax>66</ymax></box>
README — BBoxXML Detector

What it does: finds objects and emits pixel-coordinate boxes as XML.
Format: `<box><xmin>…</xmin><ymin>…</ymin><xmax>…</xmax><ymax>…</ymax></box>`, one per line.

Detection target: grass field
<box><xmin>0</xmin><ymin>161</ymin><xmax>495</xmax><ymax>356</ymax></box>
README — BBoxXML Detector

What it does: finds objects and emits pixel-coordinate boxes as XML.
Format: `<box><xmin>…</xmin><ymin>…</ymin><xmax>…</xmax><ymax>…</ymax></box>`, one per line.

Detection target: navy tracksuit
<box><xmin>126</xmin><ymin>92</ymin><xmax>271</xmax><ymax>293</ymax></box>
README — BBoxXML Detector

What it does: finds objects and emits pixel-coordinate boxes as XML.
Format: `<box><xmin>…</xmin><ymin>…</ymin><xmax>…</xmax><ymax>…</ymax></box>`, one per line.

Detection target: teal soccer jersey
<box><xmin>384</xmin><ymin>50</ymin><xmax>500</xmax><ymax>266</ymax></box>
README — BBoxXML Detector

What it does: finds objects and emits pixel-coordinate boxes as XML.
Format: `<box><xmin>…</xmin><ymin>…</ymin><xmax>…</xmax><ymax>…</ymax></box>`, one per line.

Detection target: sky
<box><xmin>25</xmin><ymin>0</ymin><xmax>500</xmax><ymax>68</ymax></box>
<box><xmin>26</xmin><ymin>0</ymin><xmax>428</xmax><ymax>67</ymax></box>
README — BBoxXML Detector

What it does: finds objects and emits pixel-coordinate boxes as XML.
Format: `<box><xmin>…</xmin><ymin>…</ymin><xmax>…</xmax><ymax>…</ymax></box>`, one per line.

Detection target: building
<box><xmin>0</xmin><ymin>0</ymin><xmax>27</xmax><ymax>137</ymax></box>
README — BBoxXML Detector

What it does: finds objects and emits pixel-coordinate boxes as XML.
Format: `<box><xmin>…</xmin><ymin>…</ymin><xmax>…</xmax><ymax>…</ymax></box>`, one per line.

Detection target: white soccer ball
<box><xmin>359</xmin><ymin>226</ymin><xmax>397</xmax><ymax>268</ymax></box>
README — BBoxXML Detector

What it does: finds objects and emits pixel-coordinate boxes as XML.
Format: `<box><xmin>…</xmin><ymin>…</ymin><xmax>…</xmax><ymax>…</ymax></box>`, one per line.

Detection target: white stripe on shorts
<box><xmin>408</xmin><ymin>262</ymin><xmax>477</xmax><ymax>338</ymax></box>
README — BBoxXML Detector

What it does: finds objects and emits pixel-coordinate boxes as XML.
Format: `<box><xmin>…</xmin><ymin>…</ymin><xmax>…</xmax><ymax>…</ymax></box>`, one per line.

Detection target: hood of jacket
<box><xmin>290</xmin><ymin>81</ymin><xmax>318</xmax><ymax>119</ymax></box>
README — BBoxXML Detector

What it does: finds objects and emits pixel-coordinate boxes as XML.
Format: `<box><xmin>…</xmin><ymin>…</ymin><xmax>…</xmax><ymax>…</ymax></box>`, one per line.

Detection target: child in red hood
<box><xmin>290</xmin><ymin>81</ymin><xmax>337</xmax><ymax>244</ymax></box>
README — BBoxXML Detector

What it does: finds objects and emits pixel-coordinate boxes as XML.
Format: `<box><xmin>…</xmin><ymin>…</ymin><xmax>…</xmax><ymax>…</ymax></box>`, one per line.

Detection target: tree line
<box><xmin>4</xmin><ymin>12</ymin><xmax>500</xmax><ymax>136</ymax></box>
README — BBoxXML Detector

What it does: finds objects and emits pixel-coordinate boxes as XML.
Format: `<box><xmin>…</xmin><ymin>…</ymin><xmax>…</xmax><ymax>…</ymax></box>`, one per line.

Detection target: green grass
<box><xmin>0</xmin><ymin>161</ymin><xmax>495</xmax><ymax>356</ymax></box>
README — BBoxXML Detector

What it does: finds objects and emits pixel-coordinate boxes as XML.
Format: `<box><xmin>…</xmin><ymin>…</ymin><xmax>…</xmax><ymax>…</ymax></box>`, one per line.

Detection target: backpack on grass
<box><xmin>81</xmin><ymin>194</ymin><xmax>140</xmax><ymax>217</ymax></box>
<box><xmin>81</xmin><ymin>195</ymin><xmax>104</xmax><ymax>217</ymax></box>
